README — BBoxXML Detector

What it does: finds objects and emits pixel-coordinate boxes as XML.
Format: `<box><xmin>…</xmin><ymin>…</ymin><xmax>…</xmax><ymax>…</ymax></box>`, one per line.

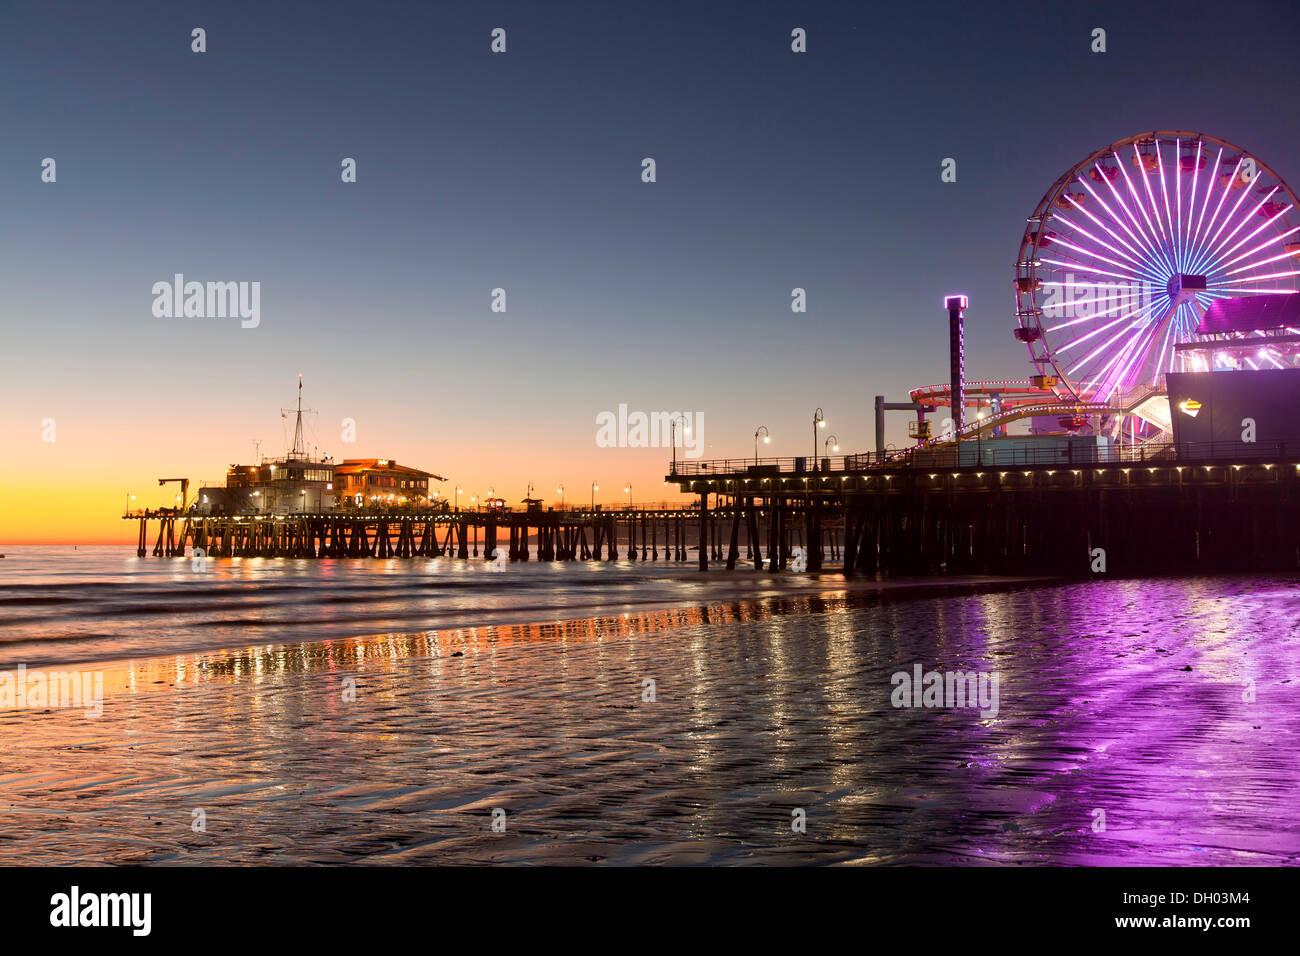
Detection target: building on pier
<box><xmin>191</xmin><ymin>382</ymin><xmax>444</xmax><ymax>516</ymax></box>
<box><xmin>333</xmin><ymin>459</ymin><xmax>444</xmax><ymax>509</ymax></box>
<box><xmin>198</xmin><ymin>457</ymin><xmax>336</xmax><ymax>515</ymax></box>
<box><xmin>194</xmin><ymin>377</ymin><xmax>337</xmax><ymax>515</ymax></box>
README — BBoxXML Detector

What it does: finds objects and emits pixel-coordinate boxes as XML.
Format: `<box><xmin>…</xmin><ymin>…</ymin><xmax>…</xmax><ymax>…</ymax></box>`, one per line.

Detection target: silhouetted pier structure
<box><xmin>669</xmin><ymin>440</ymin><xmax>1300</xmax><ymax>575</ymax></box>
<box><xmin>126</xmin><ymin>438</ymin><xmax>1300</xmax><ymax>576</ymax></box>
<box><xmin>126</xmin><ymin>504</ymin><xmax>837</xmax><ymax>566</ymax></box>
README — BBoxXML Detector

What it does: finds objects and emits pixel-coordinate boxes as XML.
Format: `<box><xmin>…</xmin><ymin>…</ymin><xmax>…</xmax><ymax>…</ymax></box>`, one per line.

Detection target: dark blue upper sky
<box><xmin>4</xmin><ymin>0</ymin><xmax>1300</xmax><ymax>498</ymax></box>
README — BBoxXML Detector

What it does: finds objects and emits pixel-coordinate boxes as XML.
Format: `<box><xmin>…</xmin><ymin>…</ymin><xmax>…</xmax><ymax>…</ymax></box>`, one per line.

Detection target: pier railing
<box><xmin>124</xmin><ymin>503</ymin><xmax>703</xmax><ymax>522</ymax></box>
<box><xmin>669</xmin><ymin>440</ymin><xmax>1300</xmax><ymax>478</ymax></box>
<box><xmin>669</xmin><ymin>454</ymin><xmax>883</xmax><ymax>477</ymax></box>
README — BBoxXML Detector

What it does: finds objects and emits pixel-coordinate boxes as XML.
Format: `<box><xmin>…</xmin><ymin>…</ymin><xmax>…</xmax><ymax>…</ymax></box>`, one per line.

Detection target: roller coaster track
<box><xmin>873</xmin><ymin>387</ymin><xmax>1168</xmax><ymax>466</ymax></box>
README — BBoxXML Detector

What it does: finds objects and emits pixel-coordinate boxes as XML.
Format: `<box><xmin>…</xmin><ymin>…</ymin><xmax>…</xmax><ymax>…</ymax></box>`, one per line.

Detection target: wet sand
<box><xmin>1</xmin><ymin>573</ymin><xmax>1297</xmax><ymax>865</ymax></box>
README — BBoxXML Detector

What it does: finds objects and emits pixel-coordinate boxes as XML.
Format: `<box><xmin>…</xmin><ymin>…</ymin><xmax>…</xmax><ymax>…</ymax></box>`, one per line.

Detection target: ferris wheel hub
<box><xmin>1167</xmin><ymin>273</ymin><xmax>1207</xmax><ymax>307</ymax></box>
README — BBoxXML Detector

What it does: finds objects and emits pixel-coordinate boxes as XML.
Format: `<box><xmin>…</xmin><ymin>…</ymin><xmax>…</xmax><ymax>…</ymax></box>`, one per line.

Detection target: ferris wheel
<box><xmin>1014</xmin><ymin>131</ymin><xmax>1300</xmax><ymax>403</ymax></box>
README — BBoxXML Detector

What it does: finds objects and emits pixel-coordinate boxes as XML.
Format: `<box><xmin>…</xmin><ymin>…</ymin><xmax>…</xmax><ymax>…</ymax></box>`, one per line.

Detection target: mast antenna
<box><xmin>281</xmin><ymin>374</ymin><xmax>316</xmax><ymax>459</ymax></box>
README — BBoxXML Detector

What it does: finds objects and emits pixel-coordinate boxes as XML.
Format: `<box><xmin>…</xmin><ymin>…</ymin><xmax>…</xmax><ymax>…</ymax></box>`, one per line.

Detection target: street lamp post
<box><xmin>670</xmin><ymin>415</ymin><xmax>690</xmax><ymax>474</ymax></box>
<box><xmin>812</xmin><ymin>408</ymin><xmax>826</xmax><ymax>469</ymax></box>
<box><xmin>754</xmin><ymin>425</ymin><xmax>770</xmax><ymax>466</ymax></box>
<box><xmin>976</xmin><ymin>410</ymin><xmax>985</xmax><ymax>466</ymax></box>
<box><xmin>591</xmin><ymin>481</ymin><xmax>599</xmax><ymax>511</ymax></box>
<box><xmin>557</xmin><ymin>485</ymin><xmax>565</xmax><ymax>510</ymax></box>
<box><xmin>824</xmin><ymin>435</ymin><xmax>839</xmax><ymax>467</ymax></box>
<box><xmin>455</xmin><ymin>485</ymin><xmax>462</xmax><ymax>511</ymax></box>
<box><xmin>625</xmin><ymin>483</ymin><xmax>632</xmax><ymax>508</ymax></box>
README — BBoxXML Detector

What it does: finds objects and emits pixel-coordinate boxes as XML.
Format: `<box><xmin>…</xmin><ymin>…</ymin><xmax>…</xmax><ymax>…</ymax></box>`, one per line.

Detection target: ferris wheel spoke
<box><xmin>1079</xmin><ymin>176</ymin><xmax>1156</xmax><ymax>263</ymax></box>
<box><xmin>1092</xmin><ymin>307</ymin><xmax>1168</xmax><ymax>400</ymax></box>
<box><xmin>1174</xmin><ymin>139</ymin><xmax>1187</xmax><ymax>271</ymax></box>
<box><xmin>1134</xmin><ymin>310</ymin><xmax>1173</xmax><ymax>381</ymax></box>
<box><xmin>1053</xmin><ymin>211</ymin><xmax>1153</xmax><ymax>272</ymax></box>
<box><xmin>1207</xmin><ymin>203</ymin><xmax>1293</xmax><ymax>275</ymax></box>
<box><xmin>1193</xmin><ymin>186</ymin><xmax>1281</xmax><ymax>275</ymax></box>
<box><xmin>1141</xmin><ymin>147</ymin><xmax>1172</xmax><ymax>254</ymax></box>
<box><xmin>1210</xmin><ymin>288</ymin><xmax>1300</xmax><ymax>298</ymax></box>
<box><xmin>1118</xmin><ymin>301</ymin><xmax>1180</xmax><ymax>389</ymax></box>
<box><xmin>1093</xmin><ymin>315</ymin><xmax>1156</xmax><ymax>380</ymax></box>
<box><xmin>1157</xmin><ymin>142</ymin><xmax>1183</xmax><ymax>271</ymax></box>
<box><xmin>1045</xmin><ymin>292</ymin><xmax>1152</xmax><ymax>333</ymax></box>
<box><xmin>1184</xmin><ymin>139</ymin><xmax>1204</xmax><ymax>260</ymax></box>
<box><xmin>1159</xmin><ymin>304</ymin><xmax>1186</xmax><ymax>373</ymax></box>
<box><xmin>1077</xmin><ymin>293</ymin><xmax>1170</xmax><ymax>395</ymax></box>
<box><xmin>1221</xmin><ymin>231</ymin><xmax>1300</xmax><ymax>277</ymax></box>
<box><xmin>1218</xmin><ymin>269</ymin><xmax>1300</xmax><ymax>286</ymax></box>
<box><xmin>1213</xmin><ymin>288</ymin><xmax>1300</xmax><ymax>295</ymax></box>
<box><xmin>1187</xmin><ymin>155</ymin><xmax>1246</xmax><ymax>275</ymax></box>
<box><xmin>1092</xmin><ymin>159</ymin><xmax>1169</xmax><ymax>271</ymax></box>
<box><xmin>1047</xmin><ymin>234</ymin><xmax>1166</xmax><ymax>282</ymax></box>
<box><xmin>1216</xmin><ymin>220</ymin><xmax>1300</xmax><ymax>273</ymax></box>
<box><xmin>1189</xmin><ymin>146</ymin><xmax>1221</xmax><ymax>257</ymax></box>
<box><xmin>1039</xmin><ymin>255</ymin><xmax>1158</xmax><ymax>284</ymax></box>
<box><xmin>1060</xmin><ymin>299</ymin><xmax>1161</xmax><ymax>363</ymax></box>
<box><xmin>1194</xmin><ymin>172</ymin><xmax>1267</xmax><ymax>274</ymax></box>
<box><xmin>1115</xmin><ymin>148</ymin><xmax>1169</xmax><ymax>266</ymax></box>
<box><xmin>1046</xmin><ymin>285</ymin><xmax>1146</xmax><ymax>312</ymax></box>
<box><xmin>1058</xmin><ymin>319</ymin><xmax>1136</xmax><ymax>361</ymax></box>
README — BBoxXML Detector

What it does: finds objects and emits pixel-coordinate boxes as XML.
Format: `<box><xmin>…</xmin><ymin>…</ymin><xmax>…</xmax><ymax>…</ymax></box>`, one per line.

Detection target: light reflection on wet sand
<box><xmin>1</xmin><ymin>575</ymin><xmax>1297</xmax><ymax>865</ymax></box>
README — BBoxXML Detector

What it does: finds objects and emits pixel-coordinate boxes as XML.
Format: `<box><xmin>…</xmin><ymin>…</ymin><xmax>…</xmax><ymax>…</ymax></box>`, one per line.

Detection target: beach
<box><xmin>1</xmin><ymin>549</ymin><xmax>1297</xmax><ymax>865</ymax></box>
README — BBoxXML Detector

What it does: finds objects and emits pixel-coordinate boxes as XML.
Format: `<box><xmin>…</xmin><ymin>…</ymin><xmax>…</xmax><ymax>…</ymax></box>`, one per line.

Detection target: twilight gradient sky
<box><xmin>3</xmin><ymin>0</ymin><xmax>1300</xmax><ymax>542</ymax></box>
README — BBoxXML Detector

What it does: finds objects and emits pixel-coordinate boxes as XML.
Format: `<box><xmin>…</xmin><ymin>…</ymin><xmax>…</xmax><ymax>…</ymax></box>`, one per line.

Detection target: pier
<box><xmin>123</xmin><ymin>438</ymin><xmax>1300</xmax><ymax>576</ymax></box>
<box><xmin>125</xmin><ymin>504</ymin><xmax>841</xmax><ymax>568</ymax></box>
<box><xmin>669</xmin><ymin>440</ymin><xmax>1300</xmax><ymax>576</ymax></box>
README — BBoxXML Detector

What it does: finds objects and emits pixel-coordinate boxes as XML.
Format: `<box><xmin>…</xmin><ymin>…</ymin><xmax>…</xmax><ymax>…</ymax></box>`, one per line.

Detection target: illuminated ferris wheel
<box><xmin>1013</xmin><ymin>131</ymin><xmax>1300</xmax><ymax>403</ymax></box>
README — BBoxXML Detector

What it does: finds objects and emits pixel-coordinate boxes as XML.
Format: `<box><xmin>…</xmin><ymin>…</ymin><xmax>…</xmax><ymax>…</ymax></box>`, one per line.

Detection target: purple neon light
<box><xmin>1191</xmin><ymin>155</ymin><xmax>1245</xmax><ymax>273</ymax></box>
<box><xmin>1193</xmin><ymin>186</ymin><xmax>1281</xmax><ymax>275</ymax></box>
<box><xmin>1072</xmin><ymin>178</ymin><xmax>1153</xmax><ymax>266</ymax></box>
<box><xmin>1116</xmin><ymin>148</ymin><xmax>1167</xmax><ymax>267</ymax></box>
<box><xmin>1053</xmin><ymin>212</ymin><xmax>1151</xmax><ymax>271</ymax></box>
<box><xmin>1210</xmin><ymin>200</ymin><xmax>1291</xmax><ymax>272</ymax></box>
<box><xmin>1173</xmin><ymin>138</ymin><xmax>1184</xmax><ymax>271</ymax></box>
<box><xmin>1091</xmin><ymin>162</ymin><xmax>1170</xmax><ymax>273</ymax></box>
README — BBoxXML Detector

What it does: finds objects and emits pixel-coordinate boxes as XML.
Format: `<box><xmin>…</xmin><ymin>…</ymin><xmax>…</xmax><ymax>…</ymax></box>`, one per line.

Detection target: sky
<box><xmin>3</xmin><ymin>0</ymin><xmax>1300</xmax><ymax>542</ymax></box>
